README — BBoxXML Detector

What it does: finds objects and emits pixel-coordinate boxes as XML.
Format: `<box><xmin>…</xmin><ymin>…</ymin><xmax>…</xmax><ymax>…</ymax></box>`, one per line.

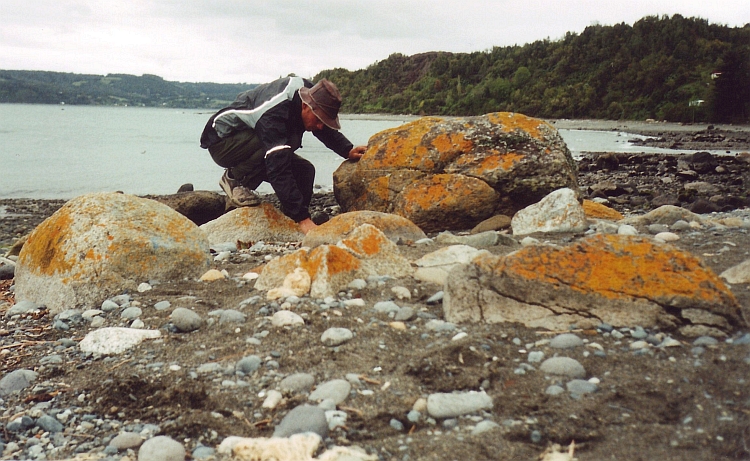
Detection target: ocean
<box><xmin>0</xmin><ymin>104</ymin><xmax>723</xmax><ymax>200</ymax></box>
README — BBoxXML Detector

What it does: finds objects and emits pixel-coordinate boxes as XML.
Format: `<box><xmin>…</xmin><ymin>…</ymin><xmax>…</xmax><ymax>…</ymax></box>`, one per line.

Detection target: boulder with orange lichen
<box><xmin>301</xmin><ymin>210</ymin><xmax>426</xmax><ymax>249</ymax></box>
<box><xmin>333</xmin><ymin>113</ymin><xmax>579</xmax><ymax>232</ymax></box>
<box><xmin>199</xmin><ymin>203</ymin><xmax>303</xmax><ymax>245</ymax></box>
<box><xmin>582</xmin><ymin>200</ymin><xmax>624</xmax><ymax>221</ymax></box>
<box><xmin>14</xmin><ymin>192</ymin><xmax>211</xmax><ymax>314</ymax></box>
<box><xmin>444</xmin><ymin>234</ymin><xmax>743</xmax><ymax>337</ymax></box>
<box><xmin>256</xmin><ymin>224</ymin><xmax>412</xmax><ymax>299</ymax></box>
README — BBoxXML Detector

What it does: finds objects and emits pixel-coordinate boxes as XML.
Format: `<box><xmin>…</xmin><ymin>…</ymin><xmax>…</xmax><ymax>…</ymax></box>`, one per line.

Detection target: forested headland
<box><xmin>1</xmin><ymin>15</ymin><xmax>748</xmax><ymax>122</ymax></box>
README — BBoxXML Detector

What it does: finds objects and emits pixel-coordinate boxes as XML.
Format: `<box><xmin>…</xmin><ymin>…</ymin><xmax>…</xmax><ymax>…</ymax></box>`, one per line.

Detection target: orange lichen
<box><xmin>340</xmin><ymin>228</ymin><xmax>384</xmax><ymax>257</ymax></box>
<box><xmin>399</xmin><ymin>175</ymin><xmax>453</xmax><ymax>212</ymax></box>
<box><xmin>19</xmin><ymin>207</ymin><xmax>74</xmax><ymax>276</ymax></box>
<box><xmin>582</xmin><ymin>200</ymin><xmax>624</xmax><ymax>221</ymax></box>
<box><xmin>486</xmin><ymin>112</ymin><xmax>551</xmax><ymax>140</ymax></box>
<box><xmin>487</xmin><ymin>234</ymin><xmax>736</xmax><ymax>305</ymax></box>
<box><xmin>302</xmin><ymin>245</ymin><xmax>361</xmax><ymax>279</ymax></box>
<box><xmin>431</xmin><ymin>132</ymin><xmax>473</xmax><ymax>156</ymax></box>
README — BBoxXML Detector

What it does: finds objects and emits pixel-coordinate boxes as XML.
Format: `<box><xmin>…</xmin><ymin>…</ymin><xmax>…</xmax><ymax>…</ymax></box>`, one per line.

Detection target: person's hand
<box><xmin>298</xmin><ymin>218</ymin><xmax>317</xmax><ymax>235</ymax></box>
<box><xmin>348</xmin><ymin>145</ymin><xmax>366</xmax><ymax>161</ymax></box>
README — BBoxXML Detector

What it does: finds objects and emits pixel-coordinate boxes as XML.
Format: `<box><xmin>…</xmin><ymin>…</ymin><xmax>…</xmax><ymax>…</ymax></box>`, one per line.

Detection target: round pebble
<box><xmin>236</xmin><ymin>355</ymin><xmax>262</xmax><ymax>375</ymax></box>
<box><xmin>308</xmin><ymin>379</ymin><xmax>351</xmax><ymax>405</ymax></box>
<box><xmin>280</xmin><ymin>373</ymin><xmax>315</xmax><ymax>393</ymax></box>
<box><xmin>273</xmin><ymin>405</ymin><xmax>328</xmax><ymax>438</ymax></box>
<box><xmin>138</xmin><ymin>435</ymin><xmax>185</xmax><ymax>461</ymax></box>
<box><xmin>170</xmin><ymin>307</ymin><xmax>203</xmax><ymax>332</ymax></box>
<box><xmin>271</xmin><ymin>310</ymin><xmax>304</xmax><ymax>327</ymax></box>
<box><xmin>539</xmin><ymin>357</ymin><xmax>586</xmax><ymax>379</ymax></box>
<box><xmin>321</xmin><ymin>327</ymin><xmax>354</xmax><ymax>346</ymax></box>
<box><xmin>549</xmin><ymin>333</ymin><xmax>583</xmax><ymax>349</ymax></box>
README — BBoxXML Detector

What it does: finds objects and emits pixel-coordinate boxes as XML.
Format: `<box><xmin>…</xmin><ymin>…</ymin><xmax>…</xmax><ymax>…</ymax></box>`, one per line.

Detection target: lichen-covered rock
<box><xmin>301</xmin><ymin>211</ymin><xmax>426</xmax><ymax>249</ymax></box>
<box><xmin>14</xmin><ymin>193</ymin><xmax>211</xmax><ymax>314</ymax></box>
<box><xmin>334</xmin><ymin>113</ymin><xmax>578</xmax><ymax>232</ymax></box>
<box><xmin>200</xmin><ymin>203</ymin><xmax>303</xmax><ymax>245</ymax></box>
<box><xmin>256</xmin><ymin>224</ymin><xmax>412</xmax><ymax>299</ymax></box>
<box><xmin>582</xmin><ymin>200</ymin><xmax>624</xmax><ymax>221</ymax></box>
<box><xmin>444</xmin><ymin>234</ymin><xmax>742</xmax><ymax>336</ymax></box>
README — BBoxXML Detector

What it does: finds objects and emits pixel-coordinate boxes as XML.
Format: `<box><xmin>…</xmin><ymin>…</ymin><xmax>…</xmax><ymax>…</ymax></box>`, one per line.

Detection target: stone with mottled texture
<box><xmin>302</xmin><ymin>210</ymin><xmax>426</xmax><ymax>248</ymax></box>
<box><xmin>511</xmin><ymin>188</ymin><xmax>587</xmax><ymax>235</ymax></box>
<box><xmin>200</xmin><ymin>204</ymin><xmax>303</xmax><ymax>245</ymax></box>
<box><xmin>334</xmin><ymin>113</ymin><xmax>579</xmax><ymax>232</ymax></box>
<box><xmin>14</xmin><ymin>192</ymin><xmax>211</xmax><ymax>314</ymax></box>
<box><xmin>444</xmin><ymin>234</ymin><xmax>742</xmax><ymax>335</ymax></box>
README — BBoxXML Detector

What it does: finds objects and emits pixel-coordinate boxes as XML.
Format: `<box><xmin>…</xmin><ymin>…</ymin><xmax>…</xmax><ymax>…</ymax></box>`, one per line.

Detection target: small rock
<box><xmin>539</xmin><ymin>357</ymin><xmax>586</xmax><ymax>379</ymax></box>
<box><xmin>236</xmin><ymin>356</ymin><xmax>262</xmax><ymax>375</ymax></box>
<box><xmin>271</xmin><ymin>310</ymin><xmax>304</xmax><ymax>327</ymax></box>
<box><xmin>219</xmin><ymin>309</ymin><xmax>246</xmax><ymax>324</ymax></box>
<box><xmin>35</xmin><ymin>414</ymin><xmax>64</xmax><ymax>433</ymax></box>
<box><xmin>549</xmin><ymin>333</ymin><xmax>584</xmax><ymax>349</ymax></box>
<box><xmin>321</xmin><ymin>327</ymin><xmax>354</xmax><ymax>346</ymax></box>
<box><xmin>471</xmin><ymin>420</ymin><xmax>500</xmax><ymax>435</ymax></box>
<box><xmin>280</xmin><ymin>373</ymin><xmax>315</xmax><ymax>394</ymax></box>
<box><xmin>0</xmin><ymin>369</ymin><xmax>38</xmax><ymax>396</ymax></box>
<box><xmin>138</xmin><ymin>435</ymin><xmax>185</xmax><ymax>461</ymax></box>
<box><xmin>109</xmin><ymin>432</ymin><xmax>144</xmax><ymax>451</ymax></box>
<box><xmin>273</xmin><ymin>405</ymin><xmax>328</xmax><ymax>438</ymax></box>
<box><xmin>309</xmin><ymin>379</ymin><xmax>351</xmax><ymax>405</ymax></box>
<box><xmin>566</xmin><ymin>379</ymin><xmax>598</xmax><ymax>395</ymax></box>
<box><xmin>426</xmin><ymin>391</ymin><xmax>493</xmax><ymax>418</ymax></box>
<box><xmin>170</xmin><ymin>307</ymin><xmax>203</xmax><ymax>332</ymax></box>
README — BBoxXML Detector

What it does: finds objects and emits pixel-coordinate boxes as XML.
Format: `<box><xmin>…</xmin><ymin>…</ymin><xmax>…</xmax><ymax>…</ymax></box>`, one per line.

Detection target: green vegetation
<box><xmin>1</xmin><ymin>15</ymin><xmax>748</xmax><ymax>122</ymax></box>
<box><xmin>0</xmin><ymin>70</ymin><xmax>252</xmax><ymax>109</ymax></box>
<box><xmin>316</xmin><ymin>15</ymin><xmax>750</xmax><ymax>123</ymax></box>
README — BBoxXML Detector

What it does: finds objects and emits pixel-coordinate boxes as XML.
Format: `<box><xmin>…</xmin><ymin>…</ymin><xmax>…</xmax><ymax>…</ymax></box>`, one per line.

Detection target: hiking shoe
<box><xmin>220</xmin><ymin>170</ymin><xmax>260</xmax><ymax>207</ymax></box>
<box><xmin>311</xmin><ymin>211</ymin><xmax>330</xmax><ymax>225</ymax></box>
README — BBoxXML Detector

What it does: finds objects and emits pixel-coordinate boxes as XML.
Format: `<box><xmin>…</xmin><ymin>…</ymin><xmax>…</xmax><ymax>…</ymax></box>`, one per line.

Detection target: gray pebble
<box><xmin>549</xmin><ymin>333</ymin><xmax>583</xmax><ymax>349</ymax></box>
<box><xmin>138</xmin><ymin>435</ymin><xmax>185</xmax><ymax>461</ymax></box>
<box><xmin>280</xmin><ymin>373</ymin><xmax>315</xmax><ymax>394</ymax></box>
<box><xmin>630</xmin><ymin>326</ymin><xmax>648</xmax><ymax>339</ymax></box>
<box><xmin>36</xmin><ymin>415</ymin><xmax>65</xmax><ymax>432</ymax></box>
<box><xmin>273</xmin><ymin>405</ymin><xmax>328</xmax><ymax>438</ymax></box>
<box><xmin>154</xmin><ymin>301</ymin><xmax>171</xmax><ymax>311</ymax></box>
<box><xmin>236</xmin><ymin>355</ymin><xmax>262</xmax><ymax>375</ymax></box>
<box><xmin>426</xmin><ymin>291</ymin><xmax>444</xmax><ymax>304</ymax></box>
<box><xmin>426</xmin><ymin>392</ymin><xmax>493</xmax><ymax>418</ymax></box>
<box><xmin>539</xmin><ymin>357</ymin><xmax>586</xmax><ymax>379</ymax></box>
<box><xmin>5</xmin><ymin>300</ymin><xmax>41</xmax><ymax>317</ymax></box>
<box><xmin>734</xmin><ymin>333</ymin><xmax>750</xmax><ymax>345</ymax></box>
<box><xmin>309</xmin><ymin>379</ymin><xmax>351</xmax><ymax>405</ymax></box>
<box><xmin>321</xmin><ymin>327</ymin><xmax>353</xmax><ymax>346</ymax></box>
<box><xmin>40</xmin><ymin>354</ymin><xmax>63</xmax><ymax>365</ymax></box>
<box><xmin>390</xmin><ymin>419</ymin><xmax>405</xmax><ymax>431</ymax></box>
<box><xmin>566</xmin><ymin>379</ymin><xmax>598</xmax><ymax>395</ymax></box>
<box><xmin>693</xmin><ymin>336</ymin><xmax>719</xmax><ymax>347</ymax></box>
<box><xmin>0</xmin><ymin>369</ymin><xmax>38</xmax><ymax>396</ymax></box>
<box><xmin>170</xmin><ymin>307</ymin><xmax>203</xmax><ymax>333</ymax></box>
<box><xmin>219</xmin><ymin>309</ymin><xmax>246</xmax><ymax>324</ymax></box>
<box><xmin>527</xmin><ymin>351</ymin><xmax>545</xmax><ymax>363</ymax></box>
<box><xmin>395</xmin><ymin>306</ymin><xmax>416</xmax><ymax>321</ymax></box>
<box><xmin>109</xmin><ymin>432</ymin><xmax>144</xmax><ymax>450</ymax></box>
<box><xmin>121</xmin><ymin>307</ymin><xmax>142</xmax><ymax>320</ymax></box>
<box><xmin>101</xmin><ymin>300</ymin><xmax>120</xmax><ymax>312</ymax></box>
<box><xmin>196</xmin><ymin>363</ymin><xmax>223</xmax><ymax>374</ymax></box>
<box><xmin>472</xmin><ymin>420</ymin><xmax>500</xmax><ymax>435</ymax></box>
<box><xmin>407</xmin><ymin>410</ymin><xmax>421</xmax><ymax>423</ymax></box>
<box><xmin>374</xmin><ymin>301</ymin><xmax>400</xmax><ymax>314</ymax></box>
<box><xmin>647</xmin><ymin>224</ymin><xmax>670</xmax><ymax>234</ymax></box>
<box><xmin>192</xmin><ymin>446</ymin><xmax>216</xmax><ymax>460</ymax></box>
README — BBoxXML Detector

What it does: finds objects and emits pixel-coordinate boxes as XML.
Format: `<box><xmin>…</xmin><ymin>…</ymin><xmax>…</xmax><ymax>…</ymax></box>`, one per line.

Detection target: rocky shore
<box><xmin>2</xmin><ymin>122</ymin><xmax>750</xmax><ymax>461</ymax></box>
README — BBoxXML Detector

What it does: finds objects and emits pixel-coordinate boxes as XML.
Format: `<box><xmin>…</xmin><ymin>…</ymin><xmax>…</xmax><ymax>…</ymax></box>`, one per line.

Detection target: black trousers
<box><xmin>208</xmin><ymin>129</ymin><xmax>315</xmax><ymax>220</ymax></box>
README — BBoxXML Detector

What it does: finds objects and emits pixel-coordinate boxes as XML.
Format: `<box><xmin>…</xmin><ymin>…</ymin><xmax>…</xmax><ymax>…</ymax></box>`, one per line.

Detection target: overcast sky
<box><xmin>2</xmin><ymin>1</ymin><xmax>748</xmax><ymax>84</ymax></box>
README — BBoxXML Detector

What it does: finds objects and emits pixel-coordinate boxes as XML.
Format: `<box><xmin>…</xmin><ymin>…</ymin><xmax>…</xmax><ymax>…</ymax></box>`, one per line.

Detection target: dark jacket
<box><xmin>200</xmin><ymin>76</ymin><xmax>354</xmax><ymax>221</ymax></box>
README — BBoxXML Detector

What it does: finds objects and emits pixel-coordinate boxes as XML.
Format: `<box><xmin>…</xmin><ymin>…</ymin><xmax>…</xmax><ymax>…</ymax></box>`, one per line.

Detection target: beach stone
<box><xmin>334</xmin><ymin>113</ymin><xmax>578</xmax><ymax>232</ymax></box>
<box><xmin>109</xmin><ymin>432</ymin><xmax>144</xmax><ymax>450</ymax></box>
<box><xmin>192</xmin><ymin>446</ymin><xmax>216</xmax><ymax>460</ymax></box>
<box><xmin>511</xmin><ymin>188</ymin><xmax>588</xmax><ymax>235</ymax></box>
<box><xmin>262</xmin><ymin>390</ymin><xmax>283</xmax><ymax>409</ymax></box>
<box><xmin>138</xmin><ymin>435</ymin><xmax>185</xmax><ymax>461</ymax></box>
<box><xmin>257</xmin><ymin>224</ymin><xmax>412</xmax><ymax>299</ymax></box>
<box><xmin>302</xmin><ymin>210</ymin><xmax>426</xmax><ymax>248</ymax></box>
<box><xmin>266</xmin><ymin>267</ymin><xmax>311</xmax><ymax>300</ymax></box>
<box><xmin>121</xmin><ymin>306</ymin><xmax>142</xmax><ymax>319</ymax></box>
<box><xmin>4</xmin><ymin>300</ymin><xmax>41</xmax><ymax>317</ymax></box>
<box><xmin>471</xmin><ymin>420</ymin><xmax>501</xmax><ymax>435</ymax></box>
<box><xmin>549</xmin><ymin>333</ymin><xmax>584</xmax><ymax>349</ymax></box>
<box><xmin>273</xmin><ymin>405</ymin><xmax>328</xmax><ymax>438</ymax></box>
<box><xmin>280</xmin><ymin>373</ymin><xmax>316</xmax><ymax>394</ymax></box>
<box><xmin>146</xmin><ymin>190</ymin><xmax>225</xmax><ymax>226</ymax></box>
<box><xmin>236</xmin><ymin>356</ymin><xmax>262</xmax><ymax>375</ymax></box>
<box><xmin>435</xmin><ymin>231</ymin><xmax>501</xmax><ymax>247</ymax></box>
<box><xmin>271</xmin><ymin>310</ymin><xmax>304</xmax><ymax>327</ymax></box>
<box><xmin>582</xmin><ymin>200</ymin><xmax>623</xmax><ymax>221</ymax></box>
<box><xmin>426</xmin><ymin>391</ymin><xmax>493</xmax><ymax>418</ymax></box>
<box><xmin>321</xmin><ymin>327</ymin><xmax>354</xmax><ymax>346</ymax></box>
<box><xmin>374</xmin><ymin>301</ymin><xmax>400</xmax><ymax>314</ymax></box>
<box><xmin>444</xmin><ymin>234</ymin><xmax>741</xmax><ymax>334</ymax></box>
<box><xmin>309</xmin><ymin>379</ymin><xmax>351</xmax><ymax>405</ymax></box>
<box><xmin>35</xmin><ymin>414</ymin><xmax>64</xmax><ymax>433</ymax></box>
<box><xmin>199</xmin><ymin>203</ymin><xmax>303</xmax><ymax>245</ymax></box>
<box><xmin>0</xmin><ymin>369</ymin><xmax>38</xmax><ymax>396</ymax></box>
<box><xmin>14</xmin><ymin>192</ymin><xmax>211</xmax><ymax>314</ymax></box>
<box><xmin>470</xmin><ymin>215</ymin><xmax>512</xmax><ymax>233</ymax></box>
<box><xmin>79</xmin><ymin>327</ymin><xmax>161</xmax><ymax>355</ymax></box>
<box><xmin>414</xmin><ymin>245</ymin><xmax>487</xmax><ymax>286</ymax></box>
<box><xmin>539</xmin><ymin>357</ymin><xmax>586</xmax><ymax>378</ymax></box>
<box><xmin>620</xmin><ymin>205</ymin><xmax>704</xmax><ymax>227</ymax></box>
<box><xmin>720</xmin><ymin>258</ymin><xmax>750</xmax><ymax>284</ymax></box>
<box><xmin>170</xmin><ymin>307</ymin><xmax>203</xmax><ymax>332</ymax></box>
<box><xmin>219</xmin><ymin>309</ymin><xmax>246</xmax><ymax>324</ymax></box>
<box><xmin>566</xmin><ymin>379</ymin><xmax>598</xmax><ymax>395</ymax></box>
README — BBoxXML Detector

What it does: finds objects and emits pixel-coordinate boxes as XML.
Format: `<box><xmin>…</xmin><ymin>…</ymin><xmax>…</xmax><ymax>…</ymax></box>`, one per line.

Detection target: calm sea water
<box><xmin>0</xmin><ymin>104</ymin><xmax>727</xmax><ymax>199</ymax></box>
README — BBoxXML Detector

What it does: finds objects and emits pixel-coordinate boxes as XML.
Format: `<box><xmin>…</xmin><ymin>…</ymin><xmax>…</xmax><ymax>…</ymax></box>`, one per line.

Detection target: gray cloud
<box><xmin>1</xmin><ymin>0</ymin><xmax>747</xmax><ymax>83</ymax></box>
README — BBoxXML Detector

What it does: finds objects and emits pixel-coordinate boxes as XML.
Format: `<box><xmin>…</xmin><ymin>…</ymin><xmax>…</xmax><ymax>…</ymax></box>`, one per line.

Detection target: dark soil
<box><xmin>2</xmin><ymin>126</ymin><xmax>750</xmax><ymax>461</ymax></box>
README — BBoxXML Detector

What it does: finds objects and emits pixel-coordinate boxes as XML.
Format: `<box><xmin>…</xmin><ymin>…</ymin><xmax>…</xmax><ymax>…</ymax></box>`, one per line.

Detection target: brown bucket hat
<box><xmin>299</xmin><ymin>79</ymin><xmax>342</xmax><ymax>130</ymax></box>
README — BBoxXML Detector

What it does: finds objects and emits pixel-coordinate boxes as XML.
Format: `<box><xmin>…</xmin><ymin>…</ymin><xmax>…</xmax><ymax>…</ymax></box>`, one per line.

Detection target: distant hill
<box><xmin>315</xmin><ymin>15</ymin><xmax>750</xmax><ymax>123</ymax></box>
<box><xmin>0</xmin><ymin>70</ymin><xmax>253</xmax><ymax>109</ymax></box>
